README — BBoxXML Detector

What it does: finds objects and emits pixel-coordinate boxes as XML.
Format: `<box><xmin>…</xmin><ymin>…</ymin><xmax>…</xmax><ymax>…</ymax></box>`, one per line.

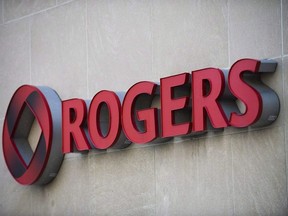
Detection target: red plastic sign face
<box><xmin>2</xmin><ymin>58</ymin><xmax>280</xmax><ymax>185</ymax></box>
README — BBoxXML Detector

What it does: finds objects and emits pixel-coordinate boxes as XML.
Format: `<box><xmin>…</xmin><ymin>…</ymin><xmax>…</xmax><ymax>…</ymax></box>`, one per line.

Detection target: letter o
<box><xmin>88</xmin><ymin>90</ymin><xmax>121</xmax><ymax>149</ymax></box>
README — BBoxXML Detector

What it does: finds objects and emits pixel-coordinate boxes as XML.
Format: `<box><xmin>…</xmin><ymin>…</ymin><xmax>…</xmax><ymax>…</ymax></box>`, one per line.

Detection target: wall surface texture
<box><xmin>1</xmin><ymin>0</ymin><xmax>288</xmax><ymax>215</ymax></box>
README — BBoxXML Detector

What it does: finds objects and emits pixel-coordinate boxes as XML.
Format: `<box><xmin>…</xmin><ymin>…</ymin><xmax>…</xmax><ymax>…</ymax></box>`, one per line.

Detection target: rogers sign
<box><xmin>2</xmin><ymin>59</ymin><xmax>280</xmax><ymax>185</ymax></box>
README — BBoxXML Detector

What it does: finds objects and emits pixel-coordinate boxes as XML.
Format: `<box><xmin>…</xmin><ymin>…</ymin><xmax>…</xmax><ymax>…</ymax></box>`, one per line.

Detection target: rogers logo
<box><xmin>2</xmin><ymin>59</ymin><xmax>280</xmax><ymax>185</ymax></box>
<box><xmin>2</xmin><ymin>85</ymin><xmax>63</xmax><ymax>185</ymax></box>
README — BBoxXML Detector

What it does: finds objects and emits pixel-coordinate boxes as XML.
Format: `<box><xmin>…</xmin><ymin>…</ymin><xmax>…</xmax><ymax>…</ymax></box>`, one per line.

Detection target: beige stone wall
<box><xmin>0</xmin><ymin>0</ymin><xmax>288</xmax><ymax>215</ymax></box>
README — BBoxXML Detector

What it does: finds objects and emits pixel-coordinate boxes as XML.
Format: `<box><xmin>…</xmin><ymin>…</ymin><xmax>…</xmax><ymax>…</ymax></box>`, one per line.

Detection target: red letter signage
<box><xmin>2</xmin><ymin>58</ymin><xmax>280</xmax><ymax>185</ymax></box>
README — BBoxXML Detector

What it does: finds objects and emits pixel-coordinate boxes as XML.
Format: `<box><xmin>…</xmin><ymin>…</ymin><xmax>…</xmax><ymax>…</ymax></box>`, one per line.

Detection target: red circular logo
<box><xmin>2</xmin><ymin>85</ymin><xmax>63</xmax><ymax>185</ymax></box>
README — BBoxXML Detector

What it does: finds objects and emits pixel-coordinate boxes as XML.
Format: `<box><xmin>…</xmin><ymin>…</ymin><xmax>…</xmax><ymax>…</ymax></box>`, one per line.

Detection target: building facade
<box><xmin>0</xmin><ymin>0</ymin><xmax>288</xmax><ymax>215</ymax></box>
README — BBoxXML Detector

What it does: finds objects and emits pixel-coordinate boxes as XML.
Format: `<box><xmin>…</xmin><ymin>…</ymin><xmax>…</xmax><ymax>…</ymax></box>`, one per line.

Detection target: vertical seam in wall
<box><xmin>280</xmin><ymin>0</ymin><xmax>288</xmax><ymax>209</ymax></box>
<box><xmin>196</xmin><ymin>140</ymin><xmax>199</xmax><ymax>209</ymax></box>
<box><xmin>29</xmin><ymin>16</ymin><xmax>32</xmax><ymax>84</ymax></box>
<box><xmin>285</xmin><ymin>125</ymin><xmax>288</xmax><ymax>207</ymax></box>
<box><xmin>281</xmin><ymin>0</ymin><xmax>288</xmax><ymax>208</ymax></box>
<box><xmin>228</xmin><ymin>1</ymin><xmax>235</xmax><ymax>215</ymax></box>
<box><xmin>231</xmin><ymin>137</ymin><xmax>235</xmax><ymax>216</ymax></box>
<box><xmin>227</xmin><ymin>0</ymin><xmax>231</xmax><ymax>67</ymax></box>
<box><xmin>151</xmin><ymin>1</ymin><xmax>156</xmax><ymax>215</ymax></box>
<box><xmin>1</xmin><ymin>0</ymin><xmax>4</xmax><ymax>24</ymax></box>
<box><xmin>281</xmin><ymin>0</ymin><xmax>284</xmax><ymax>57</ymax></box>
<box><xmin>154</xmin><ymin>147</ymin><xmax>156</xmax><ymax>216</ymax></box>
<box><xmin>86</xmin><ymin>0</ymin><xmax>89</xmax><ymax>98</ymax></box>
<box><xmin>151</xmin><ymin>0</ymin><xmax>154</xmax><ymax>79</ymax></box>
